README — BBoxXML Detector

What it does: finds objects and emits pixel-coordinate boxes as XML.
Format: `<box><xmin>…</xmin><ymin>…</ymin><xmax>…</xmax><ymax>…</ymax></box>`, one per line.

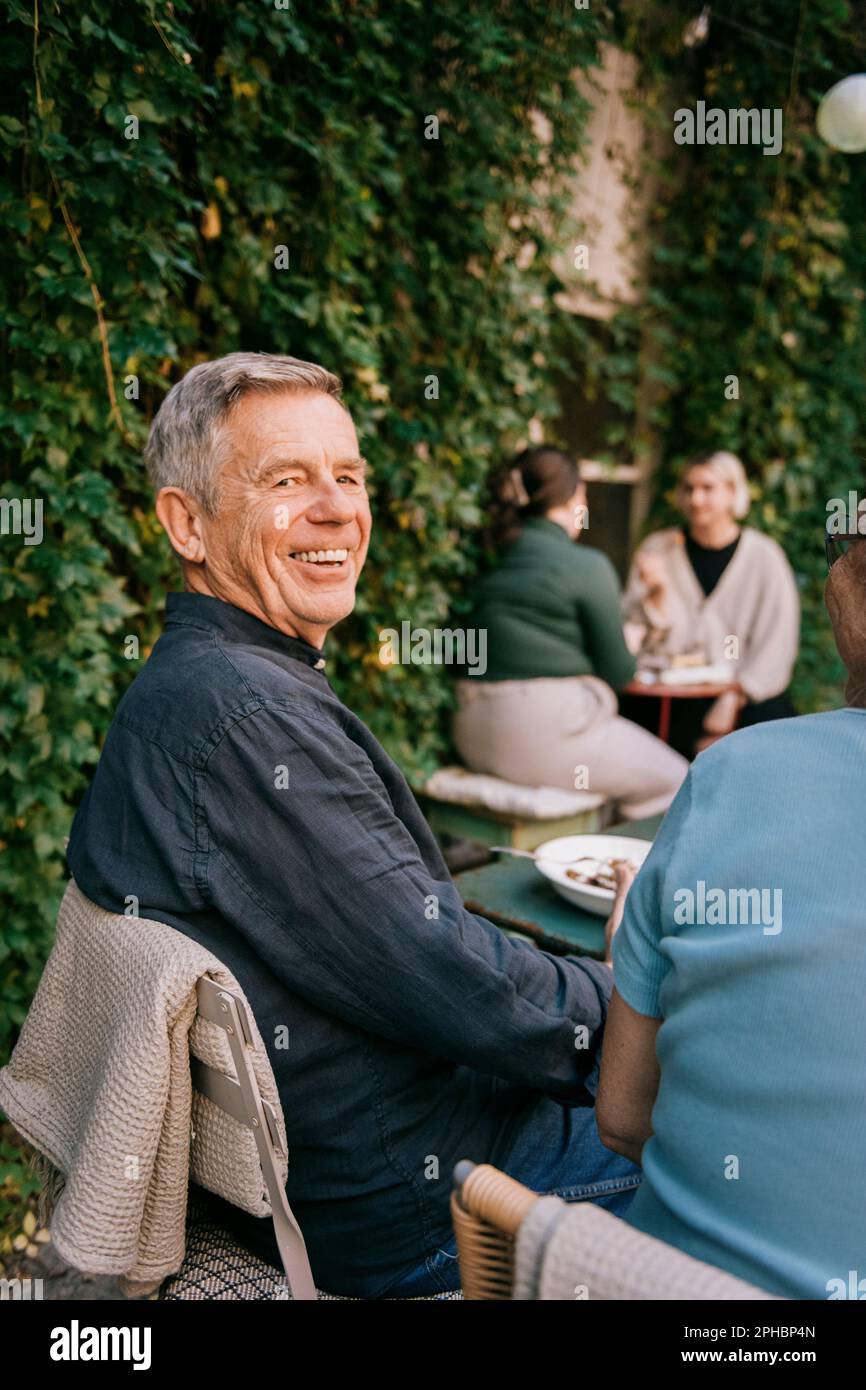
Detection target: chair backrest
<box><xmin>450</xmin><ymin>1161</ymin><xmax>537</xmax><ymax>1299</ymax></box>
<box><xmin>451</xmin><ymin>1162</ymin><xmax>781</xmax><ymax>1301</ymax></box>
<box><xmin>5</xmin><ymin>881</ymin><xmax>317</xmax><ymax>1299</ymax></box>
<box><xmin>190</xmin><ymin>975</ymin><xmax>316</xmax><ymax>1300</ymax></box>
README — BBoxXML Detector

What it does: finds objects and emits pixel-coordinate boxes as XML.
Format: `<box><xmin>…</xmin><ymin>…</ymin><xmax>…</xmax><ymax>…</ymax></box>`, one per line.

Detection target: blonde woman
<box><xmin>623</xmin><ymin>451</ymin><xmax>800</xmax><ymax>756</ymax></box>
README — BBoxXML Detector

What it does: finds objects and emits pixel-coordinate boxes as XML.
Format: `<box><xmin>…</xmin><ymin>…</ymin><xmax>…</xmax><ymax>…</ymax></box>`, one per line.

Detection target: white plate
<box><xmin>658</xmin><ymin>663</ymin><xmax>732</xmax><ymax>686</ymax></box>
<box><xmin>533</xmin><ymin>835</ymin><xmax>652</xmax><ymax>916</ymax></box>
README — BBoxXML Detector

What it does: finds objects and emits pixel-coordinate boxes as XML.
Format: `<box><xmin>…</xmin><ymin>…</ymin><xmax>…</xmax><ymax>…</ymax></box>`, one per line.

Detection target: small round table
<box><xmin>622</xmin><ymin>679</ymin><xmax>740</xmax><ymax>745</ymax></box>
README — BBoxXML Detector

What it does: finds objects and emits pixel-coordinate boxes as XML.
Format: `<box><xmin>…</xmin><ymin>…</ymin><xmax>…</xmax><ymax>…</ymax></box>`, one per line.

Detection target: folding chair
<box><xmin>0</xmin><ymin>882</ymin><xmax>461</xmax><ymax>1301</ymax></box>
<box><xmin>170</xmin><ymin>963</ymin><xmax>462</xmax><ymax>1300</ymax></box>
<box><xmin>186</xmin><ymin>976</ymin><xmax>316</xmax><ymax>1300</ymax></box>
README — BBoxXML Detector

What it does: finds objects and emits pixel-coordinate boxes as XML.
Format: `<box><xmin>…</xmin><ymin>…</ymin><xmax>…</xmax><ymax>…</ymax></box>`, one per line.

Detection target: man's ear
<box><xmin>155</xmin><ymin>487</ymin><xmax>207</xmax><ymax>566</ymax></box>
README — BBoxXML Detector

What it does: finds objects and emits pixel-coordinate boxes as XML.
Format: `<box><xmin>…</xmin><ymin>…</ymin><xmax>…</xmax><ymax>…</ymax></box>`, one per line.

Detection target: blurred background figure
<box><xmin>622</xmin><ymin>451</ymin><xmax>800</xmax><ymax>757</ymax></box>
<box><xmin>452</xmin><ymin>447</ymin><xmax>687</xmax><ymax>820</ymax></box>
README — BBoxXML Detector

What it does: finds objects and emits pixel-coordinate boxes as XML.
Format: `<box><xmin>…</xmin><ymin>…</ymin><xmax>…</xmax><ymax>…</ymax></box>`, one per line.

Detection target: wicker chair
<box><xmin>450</xmin><ymin>1162</ymin><xmax>537</xmax><ymax>1299</ymax></box>
<box><xmin>451</xmin><ymin>1161</ymin><xmax>781</xmax><ymax>1301</ymax></box>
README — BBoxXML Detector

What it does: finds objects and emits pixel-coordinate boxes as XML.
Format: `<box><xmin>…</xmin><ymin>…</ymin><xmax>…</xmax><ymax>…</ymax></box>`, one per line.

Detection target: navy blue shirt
<box><xmin>68</xmin><ymin>592</ymin><xmax>615</xmax><ymax>1296</ymax></box>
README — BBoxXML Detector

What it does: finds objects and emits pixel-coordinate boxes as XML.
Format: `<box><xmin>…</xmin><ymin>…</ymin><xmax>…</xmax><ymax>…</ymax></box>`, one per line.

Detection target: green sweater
<box><xmin>461</xmin><ymin>515</ymin><xmax>637</xmax><ymax>687</ymax></box>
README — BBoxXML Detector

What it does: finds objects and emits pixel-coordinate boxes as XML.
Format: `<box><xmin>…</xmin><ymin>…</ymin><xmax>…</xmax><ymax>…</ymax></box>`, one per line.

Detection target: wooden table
<box><xmin>454</xmin><ymin>815</ymin><xmax>663</xmax><ymax>959</ymax></box>
<box><xmin>622</xmin><ymin>678</ymin><xmax>738</xmax><ymax>745</ymax></box>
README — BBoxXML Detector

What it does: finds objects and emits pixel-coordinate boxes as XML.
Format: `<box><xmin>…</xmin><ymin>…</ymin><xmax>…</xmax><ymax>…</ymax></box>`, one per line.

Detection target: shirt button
<box><xmin>314</xmin><ymin>658</ymin><xmax>326</xmax><ymax>670</ymax></box>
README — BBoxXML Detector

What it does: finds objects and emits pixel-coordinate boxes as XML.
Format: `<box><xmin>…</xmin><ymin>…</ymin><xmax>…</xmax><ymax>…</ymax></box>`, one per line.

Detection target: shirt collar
<box><xmin>521</xmin><ymin>515</ymin><xmax>574</xmax><ymax>546</ymax></box>
<box><xmin>165</xmin><ymin>592</ymin><xmax>328</xmax><ymax>672</ymax></box>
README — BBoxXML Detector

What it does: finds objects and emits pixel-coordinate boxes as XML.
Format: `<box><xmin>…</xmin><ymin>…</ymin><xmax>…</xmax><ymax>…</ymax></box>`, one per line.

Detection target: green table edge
<box><xmin>454</xmin><ymin>815</ymin><xmax>663</xmax><ymax>958</ymax></box>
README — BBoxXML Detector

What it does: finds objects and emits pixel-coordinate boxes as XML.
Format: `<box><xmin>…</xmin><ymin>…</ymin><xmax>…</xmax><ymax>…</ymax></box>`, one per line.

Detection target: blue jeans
<box><xmin>381</xmin><ymin>1093</ymin><xmax>641</xmax><ymax>1298</ymax></box>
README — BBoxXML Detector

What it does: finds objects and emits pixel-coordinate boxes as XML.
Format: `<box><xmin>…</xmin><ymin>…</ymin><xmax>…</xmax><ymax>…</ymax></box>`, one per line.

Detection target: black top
<box><xmin>683</xmin><ymin>527</ymin><xmax>741</xmax><ymax>597</ymax></box>
<box><xmin>66</xmin><ymin>591</ymin><xmax>615</xmax><ymax>1297</ymax></box>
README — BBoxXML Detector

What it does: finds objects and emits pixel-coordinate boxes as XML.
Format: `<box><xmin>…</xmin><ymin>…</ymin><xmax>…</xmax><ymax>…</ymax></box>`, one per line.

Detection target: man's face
<box><xmin>194</xmin><ymin>389</ymin><xmax>371</xmax><ymax>646</ymax></box>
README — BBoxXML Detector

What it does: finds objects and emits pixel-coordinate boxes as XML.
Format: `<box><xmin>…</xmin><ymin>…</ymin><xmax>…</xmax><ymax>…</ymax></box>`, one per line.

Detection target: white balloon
<box><xmin>817</xmin><ymin>74</ymin><xmax>866</xmax><ymax>153</ymax></box>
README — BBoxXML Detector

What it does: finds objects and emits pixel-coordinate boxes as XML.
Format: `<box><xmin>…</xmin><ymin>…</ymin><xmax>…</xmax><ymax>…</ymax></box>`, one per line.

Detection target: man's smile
<box><xmin>287</xmin><ymin>546</ymin><xmax>352</xmax><ymax>573</ymax></box>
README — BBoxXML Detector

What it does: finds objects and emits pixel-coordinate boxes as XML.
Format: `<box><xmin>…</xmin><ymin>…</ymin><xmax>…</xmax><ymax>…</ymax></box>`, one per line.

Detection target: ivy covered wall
<box><xmin>2</xmin><ymin>0</ymin><xmax>865</xmax><ymax>1053</ymax></box>
<box><xmin>0</xmin><ymin>0</ymin><xmax>605</xmax><ymax>1052</ymax></box>
<box><xmin>619</xmin><ymin>0</ymin><xmax>866</xmax><ymax>712</ymax></box>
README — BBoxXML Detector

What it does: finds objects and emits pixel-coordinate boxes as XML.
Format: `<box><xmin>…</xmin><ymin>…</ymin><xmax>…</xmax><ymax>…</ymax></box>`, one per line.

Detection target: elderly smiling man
<box><xmin>67</xmin><ymin>353</ymin><xmax>640</xmax><ymax>1298</ymax></box>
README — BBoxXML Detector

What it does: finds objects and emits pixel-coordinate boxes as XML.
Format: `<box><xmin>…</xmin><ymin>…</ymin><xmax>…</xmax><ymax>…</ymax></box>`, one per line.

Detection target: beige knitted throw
<box><xmin>0</xmin><ymin>879</ymin><xmax>282</xmax><ymax>1288</ymax></box>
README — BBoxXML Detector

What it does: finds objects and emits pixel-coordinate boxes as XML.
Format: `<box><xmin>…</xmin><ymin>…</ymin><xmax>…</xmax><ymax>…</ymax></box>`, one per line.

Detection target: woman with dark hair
<box><xmin>453</xmin><ymin>447</ymin><xmax>687</xmax><ymax>820</ymax></box>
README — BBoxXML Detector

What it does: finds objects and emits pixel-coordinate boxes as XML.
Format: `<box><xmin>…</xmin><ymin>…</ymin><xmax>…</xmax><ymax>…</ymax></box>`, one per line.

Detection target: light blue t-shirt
<box><xmin>612</xmin><ymin>709</ymin><xmax>866</xmax><ymax>1301</ymax></box>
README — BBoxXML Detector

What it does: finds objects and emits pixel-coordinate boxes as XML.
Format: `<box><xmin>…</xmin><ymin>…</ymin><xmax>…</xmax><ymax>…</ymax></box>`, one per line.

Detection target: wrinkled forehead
<box><xmin>221</xmin><ymin>389</ymin><xmax>359</xmax><ymax>472</ymax></box>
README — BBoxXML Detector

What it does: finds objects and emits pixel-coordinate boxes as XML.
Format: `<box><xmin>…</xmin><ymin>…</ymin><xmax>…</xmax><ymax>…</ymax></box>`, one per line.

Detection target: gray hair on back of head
<box><xmin>144</xmin><ymin>351</ymin><xmax>344</xmax><ymax>515</ymax></box>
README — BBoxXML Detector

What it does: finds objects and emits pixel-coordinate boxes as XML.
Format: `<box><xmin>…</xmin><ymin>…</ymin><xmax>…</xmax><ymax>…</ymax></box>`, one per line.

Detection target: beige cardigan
<box><xmin>623</xmin><ymin>527</ymin><xmax>800</xmax><ymax>703</ymax></box>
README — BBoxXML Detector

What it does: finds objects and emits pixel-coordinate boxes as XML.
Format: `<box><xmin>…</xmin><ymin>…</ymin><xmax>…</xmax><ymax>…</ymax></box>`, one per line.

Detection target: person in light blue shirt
<box><xmin>596</xmin><ymin>523</ymin><xmax>866</xmax><ymax>1300</ymax></box>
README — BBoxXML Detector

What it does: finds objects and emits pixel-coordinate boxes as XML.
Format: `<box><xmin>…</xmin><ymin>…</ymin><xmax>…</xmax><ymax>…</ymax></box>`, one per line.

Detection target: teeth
<box><xmin>291</xmin><ymin>549</ymin><xmax>349</xmax><ymax>564</ymax></box>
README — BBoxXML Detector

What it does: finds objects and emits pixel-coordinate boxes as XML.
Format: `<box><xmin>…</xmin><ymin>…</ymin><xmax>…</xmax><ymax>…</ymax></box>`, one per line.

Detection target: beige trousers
<box><xmin>453</xmin><ymin>676</ymin><xmax>688</xmax><ymax>821</ymax></box>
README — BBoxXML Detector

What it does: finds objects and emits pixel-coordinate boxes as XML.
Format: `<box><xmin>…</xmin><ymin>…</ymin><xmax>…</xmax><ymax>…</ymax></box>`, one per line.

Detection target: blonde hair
<box><xmin>676</xmin><ymin>450</ymin><xmax>751</xmax><ymax>520</ymax></box>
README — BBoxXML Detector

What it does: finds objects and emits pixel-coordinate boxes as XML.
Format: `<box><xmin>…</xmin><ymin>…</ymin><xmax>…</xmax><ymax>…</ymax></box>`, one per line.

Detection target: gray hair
<box><xmin>144</xmin><ymin>351</ymin><xmax>344</xmax><ymax>514</ymax></box>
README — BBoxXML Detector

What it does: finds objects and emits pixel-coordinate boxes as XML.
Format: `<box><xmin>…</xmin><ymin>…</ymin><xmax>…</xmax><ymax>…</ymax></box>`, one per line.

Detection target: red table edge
<box><xmin>622</xmin><ymin>679</ymin><xmax>741</xmax><ymax>743</ymax></box>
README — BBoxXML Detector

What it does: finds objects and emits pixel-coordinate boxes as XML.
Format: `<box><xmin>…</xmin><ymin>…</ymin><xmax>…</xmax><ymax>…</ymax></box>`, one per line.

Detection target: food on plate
<box><xmin>671</xmin><ymin>649</ymin><xmax>707</xmax><ymax>668</ymax></box>
<box><xmin>564</xmin><ymin>856</ymin><xmax>638</xmax><ymax>892</ymax></box>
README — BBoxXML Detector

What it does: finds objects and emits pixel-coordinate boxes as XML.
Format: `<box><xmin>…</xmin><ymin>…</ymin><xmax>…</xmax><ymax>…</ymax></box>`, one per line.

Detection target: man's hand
<box><xmin>604</xmin><ymin>861</ymin><xmax>636</xmax><ymax>965</ymax></box>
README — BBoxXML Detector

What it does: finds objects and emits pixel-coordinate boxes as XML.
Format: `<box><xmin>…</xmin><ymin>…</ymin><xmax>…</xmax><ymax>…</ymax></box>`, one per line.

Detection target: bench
<box><xmin>415</xmin><ymin>765</ymin><xmax>610</xmax><ymax>852</ymax></box>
